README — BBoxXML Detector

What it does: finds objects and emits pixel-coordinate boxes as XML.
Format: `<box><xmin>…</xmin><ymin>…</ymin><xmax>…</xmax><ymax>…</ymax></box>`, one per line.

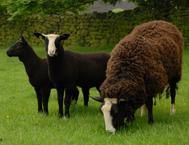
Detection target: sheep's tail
<box><xmin>155</xmin><ymin>85</ymin><xmax>171</xmax><ymax>103</ymax></box>
<box><xmin>154</xmin><ymin>85</ymin><xmax>171</xmax><ymax>105</ymax></box>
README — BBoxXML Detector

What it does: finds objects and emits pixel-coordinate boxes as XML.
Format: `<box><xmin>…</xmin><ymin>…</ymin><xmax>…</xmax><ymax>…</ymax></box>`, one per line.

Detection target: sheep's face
<box><xmin>100</xmin><ymin>98</ymin><xmax>127</xmax><ymax>133</ymax></box>
<box><xmin>100</xmin><ymin>98</ymin><xmax>117</xmax><ymax>133</ymax></box>
<box><xmin>99</xmin><ymin>98</ymin><xmax>133</xmax><ymax>133</ymax></box>
<box><xmin>33</xmin><ymin>32</ymin><xmax>70</xmax><ymax>57</ymax></box>
<box><xmin>44</xmin><ymin>34</ymin><xmax>61</xmax><ymax>57</ymax></box>
<box><xmin>111</xmin><ymin>102</ymin><xmax>126</xmax><ymax>129</ymax></box>
<box><xmin>111</xmin><ymin>101</ymin><xmax>135</xmax><ymax>128</ymax></box>
<box><xmin>7</xmin><ymin>36</ymin><xmax>27</xmax><ymax>57</ymax></box>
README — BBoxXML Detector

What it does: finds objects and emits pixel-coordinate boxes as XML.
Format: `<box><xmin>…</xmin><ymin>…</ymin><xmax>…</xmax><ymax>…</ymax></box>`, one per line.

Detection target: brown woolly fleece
<box><xmin>100</xmin><ymin>20</ymin><xmax>183</xmax><ymax>111</ymax></box>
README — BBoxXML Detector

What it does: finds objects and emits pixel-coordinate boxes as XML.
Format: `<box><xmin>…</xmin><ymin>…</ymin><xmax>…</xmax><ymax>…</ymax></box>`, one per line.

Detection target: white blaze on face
<box><xmin>45</xmin><ymin>34</ymin><xmax>59</xmax><ymax>57</ymax></box>
<box><xmin>101</xmin><ymin>98</ymin><xmax>117</xmax><ymax>133</ymax></box>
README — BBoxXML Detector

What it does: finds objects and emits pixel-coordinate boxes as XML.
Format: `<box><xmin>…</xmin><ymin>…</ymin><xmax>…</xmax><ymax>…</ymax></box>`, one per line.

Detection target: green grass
<box><xmin>0</xmin><ymin>47</ymin><xmax>189</xmax><ymax>145</ymax></box>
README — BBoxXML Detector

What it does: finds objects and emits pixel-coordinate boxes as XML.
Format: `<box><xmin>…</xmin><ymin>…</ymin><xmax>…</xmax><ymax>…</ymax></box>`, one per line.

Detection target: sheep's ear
<box><xmin>20</xmin><ymin>35</ymin><xmax>26</xmax><ymax>42</ymax></box>
<box><xmin>59</xmin><ymin>33</ymin><xmax>70</xmax><ymax>40</ymax></box>
<box><xmin>118</xmin><ymin>98</ymin><xmax>127</xmax><ymax>103</ymax></box>
<box><xmin>33</xmin><ymin>32</ymin><xmax>45</xmax><ymax>39</ymax></box>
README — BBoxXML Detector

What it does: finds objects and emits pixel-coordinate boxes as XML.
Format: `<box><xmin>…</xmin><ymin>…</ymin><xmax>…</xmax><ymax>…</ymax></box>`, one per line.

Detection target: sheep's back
<box><xmin>101</xmin><ymin>35</ymin><xmax>146</xmax><ymax>98</ymax></box>
<box><xmin>29</xmin><ymin>59</ymin><xmax>53</xmax><ymax>88</ymax></box>
<box><xmin>78</xmin><ymin>53</ymin><xmax>110</xmax><ymax>87</ymax></box>
<box><xmin>101</xmin><ymin>20</ymin><xmax>183</xmax><ymax>99</ymax></box>
<box><xmin>131</xmin><ymin>20</ymin><xmax>183</xmax><ymax>50</ymax></box>
<box><xmin>64</xmin><ymin>51</ymin><xmax>110</xmax><ymax>88</ymax></box>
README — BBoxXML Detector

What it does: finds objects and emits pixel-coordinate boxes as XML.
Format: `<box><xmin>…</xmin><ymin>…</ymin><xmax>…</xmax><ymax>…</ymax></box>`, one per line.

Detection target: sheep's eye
<box><xmin>111</xmin><ymin>104</ymin><xmax>119</xmax><ymax>116</ymax></box>
<box><xmin>18</xmin><ymin>42</ymin><xmax>23</xmax><ymax>46</ymax></box>
<box><xmin>55</xmin><ymin>37</ymin><xmax>61</xmax><ymax>43</ymax></box>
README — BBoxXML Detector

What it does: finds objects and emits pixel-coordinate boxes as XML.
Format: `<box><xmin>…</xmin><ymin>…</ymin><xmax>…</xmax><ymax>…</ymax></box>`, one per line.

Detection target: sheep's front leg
<box><xmin>82</xmin><ymin>87</ymin><xmax>89</xmax><ymax>106</ymax></box>
<box><xmin>57</xmin><ymin>87</ymin><xmax>64</xmax><ymax>117</ymax></box>
<box><xmin>72</xmin><ymin>87</ymin><xmax>79</xmax><ymax>104</ymax></box>
<box><xmin>34</xmin><ymin>87</ymin><xmax>43</xmax><ymax>113</ymax></box>
<box><xmin>64</xmin><ymin>88</ymin><xmax>73</xmax><ymax>118</ymax></box>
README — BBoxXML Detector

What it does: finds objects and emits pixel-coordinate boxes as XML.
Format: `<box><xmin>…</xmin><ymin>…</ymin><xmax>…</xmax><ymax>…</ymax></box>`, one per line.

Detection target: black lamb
<box><xmin>6</xmin><ymin>36</ymin><xmax>79</xmax><ymax>114</ymax></box>
<box><xmin>34</xmin><ymin>32</ymin><xmax>110</xmax><ymax>117</ymax></box>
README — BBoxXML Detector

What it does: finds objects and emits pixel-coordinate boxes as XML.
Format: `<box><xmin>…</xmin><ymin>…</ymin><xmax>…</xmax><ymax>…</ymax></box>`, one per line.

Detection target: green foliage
<box><xmin>128</xmin><ymin>0</ymin><xmax>189</xmax><ymax>19</ymax></box>
<box><xmin>1</xmin><ymin>0</ymin><xmax>189</xmax><ymax>20</ymax></box>
<box><xmin>0</xmin><ymin>0</ymin><xmax>124</xmax><ymax>20</ymax></box>
<box><xmin>0</xmin><ymin>4</ymin><xmax>6</xmax><ymax>14</ymax></box>
<box><xmin>129</xmin><ymin>0</ymin><xmax>189</xmax><ymax>8</ymax></box>
<box><xmin>1</xmin><ymin>0</ymin><xmax>94</xmax><ymax>20</ymax></box>
<box><xmin>0</xmin><ymin>0</ymin><xmax>189</xmax><ymax>48</ymax></box>
<box><xmin>0</xmin><ymin>0</ymin><xmax>126</xmax><ymax>20</ymax></box>
<box><xmin>102</xmin><ymin>0</ymin><xmax>121</xmax><ymax>4</ymax></box>
<box><xmin>0</xmin><ymin>8</ymin><xmax>189</xmax><ymax>48</ymax></box>
<box><xmin>0</xmin><ymin>48</ymin><xmax>189</xmax><ymax>145</ymax></box>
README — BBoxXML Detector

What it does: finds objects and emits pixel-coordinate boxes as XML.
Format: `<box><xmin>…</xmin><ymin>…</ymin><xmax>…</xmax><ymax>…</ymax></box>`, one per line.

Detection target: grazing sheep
<box><xmin>6</xmin><ymin>36</ymin><xmax>80</xmax><ymax>114</ymax></box>
<box><xmin>34</xmin><ymin>32</ymin><xmax>110</xmax><ymax>118</ymax></box>
<box><xmin>93</xmin><ymin>20</ymin><xmax>183</xmax><ymax>133</ymax></box>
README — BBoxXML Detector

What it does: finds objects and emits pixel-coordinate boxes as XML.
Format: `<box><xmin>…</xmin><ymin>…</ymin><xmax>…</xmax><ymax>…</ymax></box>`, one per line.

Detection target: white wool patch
<box><xmin>45</xmin><ymin>34</ymin><xmax>59</xmax><ymax>57</ymax></box>
<box><xmin>101</xmin><ymin>98</ymin><xmax>117</xmax><ymax>133</ymax></box>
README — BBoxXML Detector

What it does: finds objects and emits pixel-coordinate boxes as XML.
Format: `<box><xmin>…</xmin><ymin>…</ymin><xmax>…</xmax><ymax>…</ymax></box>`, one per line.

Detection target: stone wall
<box><xmin>0</xmin><ymin>8</ymin><xmax>188</xmax><ymax>48</ymax></box>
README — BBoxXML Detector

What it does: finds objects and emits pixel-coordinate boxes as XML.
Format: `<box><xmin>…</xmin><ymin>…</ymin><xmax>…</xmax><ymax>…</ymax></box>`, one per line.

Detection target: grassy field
<box><xmin>0</xmin><ymin>46</ymin><xmax>188</xmax><ymax>145</ymax></box>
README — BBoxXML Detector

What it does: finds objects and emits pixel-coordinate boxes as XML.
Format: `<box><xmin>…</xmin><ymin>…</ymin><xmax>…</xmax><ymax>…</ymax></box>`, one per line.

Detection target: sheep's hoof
<box><xmin>106</xmin><ymin>128</ymin><xmax>116</xmax><ymax>134</ymax></box>
<box><xmin>58</xmin><ymin>114</ymin><xmax>63</xmax><ymax>118</ymax></box>
<box><xmin>63</xmin><ymin>117</ymin><xmax>67</xmax><ymax>120</ymax></box>
<box><xmin>63</xmin><ymin>116</ymin><xmax>68</xmax><ymax>120</ymax></box>
<box><xmin>84</xmin><ymin>103</ymin><xmax>88</xmax><ymax>107</ymax></box>
<box><xmin>65</xmin><ymin>113</ymin><xmax>70</xmax><ymax>118</ymax></box>
<box><xmin>170</xmin><ymin>104</ymin><xmax>176</xmax><ymax>115</ymax></box>
<box><xmin>148</xmin><ymin>120</ymin><xmax>154</xmax><ymax>124</ymax></box>
<box><xmin>38</xmin><ymin>110</ymin><xmax>43</xmax><ymax>113</ymax></box>
<box><xmin>170</xmin><ymin>110</ymin><xmax>176</xmax><ymax>115</ymax></box>
<box><xmin>44</xmin><ymin>112</ymin><xmax>49</xmax><ymax>116</ymax></box>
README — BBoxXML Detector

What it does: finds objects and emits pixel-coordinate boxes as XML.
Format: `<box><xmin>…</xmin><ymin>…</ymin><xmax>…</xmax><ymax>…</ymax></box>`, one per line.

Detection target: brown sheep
<box><xmin>94</xmin><ymin>20</ymin><xmax>183</xmax><ymax>133</ymax></box>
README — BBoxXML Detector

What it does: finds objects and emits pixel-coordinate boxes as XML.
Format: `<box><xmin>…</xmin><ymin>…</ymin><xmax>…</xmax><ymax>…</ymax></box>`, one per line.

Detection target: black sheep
<box><xmin>7</xmin><ymin>36</ymin><xmax>79</xmax><ymax>114</ymax></box>
<box><xmin>34</xmin><ymin>32</ymin><xmax>110</xmax><ymax>117</ymax></box>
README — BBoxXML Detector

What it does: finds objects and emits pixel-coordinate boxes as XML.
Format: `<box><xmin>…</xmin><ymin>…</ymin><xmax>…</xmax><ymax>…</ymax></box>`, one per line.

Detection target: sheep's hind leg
<box><xmin>72</xmin><ymin>87</ymin><xmax>79</xmax><ymax>104</ymax></box>
<box><xmin>34</xmin><ymin>88</ymin><xmax>43</xmax><ymax>113</ymax></box>
<box><xmin>82</xmin><ymin>88</ymin><xmax>89</xmax><ymax>106</ymax></box>
<box><xmin>42</xmin><ymin>88</ymin><xmax>50</xmax><ymax>115</ymax></box>
<box><xmin>170</xmin><ymin>82</ymin><xmax>177</xmax><ymax>115</ymax></box>
<box><xmin>146</xmin><ymin>96</ymin><xmax>154</xmax><ymax>124</ymax></box>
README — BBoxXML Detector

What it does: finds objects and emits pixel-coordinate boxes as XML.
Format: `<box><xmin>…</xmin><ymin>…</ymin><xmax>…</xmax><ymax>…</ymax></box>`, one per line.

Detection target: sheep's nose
<box><xmin>6</xmin><ymin>49</ymin><xmax>11</xmax><ymax>56</ymax></box>
<box><xmin>48</xmin><ymin>49</ymin><xmax>56</xmax><ymax>57</ymax></box>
